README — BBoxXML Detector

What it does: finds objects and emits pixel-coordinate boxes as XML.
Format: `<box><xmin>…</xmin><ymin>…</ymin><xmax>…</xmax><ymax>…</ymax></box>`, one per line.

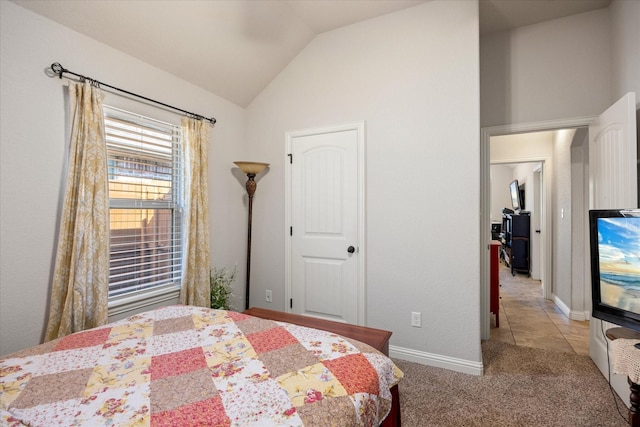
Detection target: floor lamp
<box><xmin>234</xmin><ymin>161</ymin><xmax>269</xmax><ymax>310</ymax></box>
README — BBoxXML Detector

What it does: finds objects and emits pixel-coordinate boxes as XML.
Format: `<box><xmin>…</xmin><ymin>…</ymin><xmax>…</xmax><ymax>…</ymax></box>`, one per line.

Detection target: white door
<box><xmin>588</xmin><ymin>92</ymin><xmax>637</xmax><ymax>401</ymax></box>
<box><xmin>285</xmin><ymin>123</ymin><xmax>365</xmax><ymax>325</ymax></box>
<box><xmin>589</xmin><ymin>93</ymin><xmax>638</xmax><ymax>209</ymax></box>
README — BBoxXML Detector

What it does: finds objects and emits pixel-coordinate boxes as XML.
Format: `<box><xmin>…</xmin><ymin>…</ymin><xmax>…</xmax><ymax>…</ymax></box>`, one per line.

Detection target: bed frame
<box><xmin>244</xmin><ymin>307</ymin><xmax>401</xmax><ymax>427</ymax></box>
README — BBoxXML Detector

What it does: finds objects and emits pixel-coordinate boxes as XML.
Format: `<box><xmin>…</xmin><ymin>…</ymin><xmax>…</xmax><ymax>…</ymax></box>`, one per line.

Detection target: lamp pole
<box><xmin>234</xmin><ymin>161</ymin><xmax>269</xmax><ymax>310</ymax></box>
<box><xmin>243</xmin><ymin>173</ymin><xmax>257</xmax><ymax>310</ymax></box>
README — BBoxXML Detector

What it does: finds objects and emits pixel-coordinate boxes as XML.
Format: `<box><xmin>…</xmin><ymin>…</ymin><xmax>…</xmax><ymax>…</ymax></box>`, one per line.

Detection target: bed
<box><xmin>0</xmin><ymin>305</ymin><xmax>403</xmax><ymax>426</ymax></box>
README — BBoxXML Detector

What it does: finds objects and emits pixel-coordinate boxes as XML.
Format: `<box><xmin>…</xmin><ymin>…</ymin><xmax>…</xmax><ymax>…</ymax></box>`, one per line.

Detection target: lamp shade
<box><xmin>234</xmin><ymin>161</ymin><xmax>269</xmax><ymax>175</ymax></box>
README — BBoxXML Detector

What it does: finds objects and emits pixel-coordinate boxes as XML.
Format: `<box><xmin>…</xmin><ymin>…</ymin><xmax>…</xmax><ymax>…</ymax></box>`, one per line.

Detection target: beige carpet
<box><xmin>394</xmin><ymin>340</ymin><xmax>628</xmax><ymax>426</ymax></box>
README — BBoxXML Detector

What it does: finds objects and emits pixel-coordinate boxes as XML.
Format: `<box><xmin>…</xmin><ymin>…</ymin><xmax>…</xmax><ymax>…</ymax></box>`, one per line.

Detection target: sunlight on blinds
<box><xmin>104</xmin><ymin>106</ymin><xmax>183</xmax><ymax>298</ymax></box>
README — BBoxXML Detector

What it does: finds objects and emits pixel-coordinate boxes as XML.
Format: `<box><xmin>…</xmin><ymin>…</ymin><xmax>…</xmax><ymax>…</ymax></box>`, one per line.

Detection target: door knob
<box><xmin>347</xmin><ymin>246</ymin><xmax>355</xmax><ymax>253</ymax></box>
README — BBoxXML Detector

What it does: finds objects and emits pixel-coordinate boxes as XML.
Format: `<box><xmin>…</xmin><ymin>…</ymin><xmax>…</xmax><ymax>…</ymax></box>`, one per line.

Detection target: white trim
<box><xmin>570</xmin><ymin>311</ymin><xmax>589</xmax><ymax>322</ymax></box>
<box><xmin>480</xmin><ymin>116</ymin><xmax>596</xmax><ymax>341</ymax></box>
<box><xmin>551</xmin><ymin>294</ymin><xmax>588</xmax><ymax>321</ymax></box>
<box><xmin>284</xmin><ymin>121</ymin><xmax>366</xmax><ymax>325</ymax></box>
<box><xmin>389</xmin><ymin>345</ymin><xmax>484</xmax><ymax>376</ymax></box>
<box><xmin>108</xmin><ymin>284</ymin><xmax>181</xmax><ymax>317</ymax></box>
<box><xmin>552</xmin><ymin>294</ymin><xmax>571</xmax><ymax>317</ymax></box>
<box><xmin>483</xmin><ymin>116</ymin><xmax>596</xmax><ymax>136</ymax></box>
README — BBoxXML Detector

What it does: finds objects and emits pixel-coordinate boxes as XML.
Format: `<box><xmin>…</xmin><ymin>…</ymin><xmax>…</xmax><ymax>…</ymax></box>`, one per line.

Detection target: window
<box><xmin>104</xmin><ymin>106</ymin><xmax>183</xmax><ymax>302</ymax></box>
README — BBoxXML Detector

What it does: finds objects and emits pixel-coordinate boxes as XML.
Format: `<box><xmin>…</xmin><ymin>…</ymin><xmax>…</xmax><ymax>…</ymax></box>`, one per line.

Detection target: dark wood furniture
<box><xmin>244</xmin><ymin>307</ymin><xmax>400</xmax><ymax>427</ymax></box>
<box><xmin>501</xmin><ymin>213</ymin><xmax>530</xmax><ymax>276</ymax></box>
<box><xmin>491</xmin><ymin>222</ymin><xmax>502</xmax><ymax>241</ymax></box>
<box><xmin>606</xmin><ymin>327</ymin><xmax>640</xmax><ymax>427</ymax></box>
<box><xmin>490</xmin><ymin>240</ymin><xmax>501</xmax><ymax>327</ymax></box>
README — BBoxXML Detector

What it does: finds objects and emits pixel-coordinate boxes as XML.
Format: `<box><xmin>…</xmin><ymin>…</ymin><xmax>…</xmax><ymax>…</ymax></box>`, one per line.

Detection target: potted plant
<box><xmin>210</xmin><ymin>267</ymin><xmax>237</xmax><ymax>310</ymax></box>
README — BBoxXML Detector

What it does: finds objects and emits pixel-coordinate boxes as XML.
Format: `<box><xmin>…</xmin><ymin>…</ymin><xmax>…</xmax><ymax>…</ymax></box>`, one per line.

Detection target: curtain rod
<box><xmin>49</xmin><ymin>62</ymin><xmax>217</xmax><ymax>126</ymax></box>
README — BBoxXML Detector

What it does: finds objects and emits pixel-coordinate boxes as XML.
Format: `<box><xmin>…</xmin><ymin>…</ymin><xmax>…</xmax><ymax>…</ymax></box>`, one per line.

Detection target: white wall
<box><xmin>244</xmin><ymin>1</ymin><xmax>482</xmax><ymax>371</ymax></box>
<box><xmin>490</xmin><ymin>165</ymin><xmax>513</xmax><ymax>222</ymax></box>
<box><xmin>610</xmin><ymin>0</ymin><xmax>640</xmax><ymax>106</ymax></box>
<box><xmin>551</xmin><ymin>129</ymin><xmax>576</xmax><ymax>308</ymax></box>
<box><xmin>0</xmin><ymin>1</ymin><xmax>247</xmax><ymax>356</ymax></box>
<box><xmin>570</xmin><ymin>128</ymin><xmax>589</xmax><ymax>319</ymax></box>
<box><xmin>491</xmin><ymin>132</ymin><xmax>554</xmax><ymax>161</ymax></box>
<box><xmin>481</xmin><ymin>8</ymin><xmax>611</xmax><ymax>127</ymax></box>
<box><xmin>512</xmin><ymin>163</ymin><xmax>536</xmax><ymax>213</ymax></box>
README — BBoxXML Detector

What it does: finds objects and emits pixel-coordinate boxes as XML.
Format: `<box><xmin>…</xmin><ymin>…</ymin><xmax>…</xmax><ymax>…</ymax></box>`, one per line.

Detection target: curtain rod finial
<box><xmin>51</xmin><ymin>62</ymin><xmax>65</xmax><ymax>78</ymax></box>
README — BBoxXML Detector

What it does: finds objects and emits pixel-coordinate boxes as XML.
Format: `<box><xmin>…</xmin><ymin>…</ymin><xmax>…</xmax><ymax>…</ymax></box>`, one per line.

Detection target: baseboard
<box><xmin>552</xmin><ymin>294</ymin><xmax>588</xmax><ymax>321</ymax></box>
<box><xmin>389</xmin><ymin>345</ymin><xmax>483</xmax><ymax>376</ymax></box>
<box><xmin>552</xmin><ymin>294</ymin><xmax>571</xmax><ymax>317</ymax></box>
<box><xmin>570</xmin><ymin>310</ymin><xmax>589</xmax><ymax>321</ymax></box>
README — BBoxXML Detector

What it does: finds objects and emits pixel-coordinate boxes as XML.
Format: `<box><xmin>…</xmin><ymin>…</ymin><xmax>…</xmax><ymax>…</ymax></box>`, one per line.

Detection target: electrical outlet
<box><xmin>265</xmin><ymin>290</ymin><xmax>272</xmax><ymax>303</ymax></box>
<box><xmin>411</xmin><ymin>312</ymin><xmax>421</xmax><ymax>328</ymax></box>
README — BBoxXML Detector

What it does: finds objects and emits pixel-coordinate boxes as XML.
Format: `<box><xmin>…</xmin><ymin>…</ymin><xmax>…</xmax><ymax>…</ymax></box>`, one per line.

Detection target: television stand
<box><xmin>606</xmin><ymin>327</ymin><xmax>640</xmax><ymax>427</ymax></box>
<box><xmin>501</xmin><ymin>212</ymin><xmax>530</xmax><ymax>276</ymax></box>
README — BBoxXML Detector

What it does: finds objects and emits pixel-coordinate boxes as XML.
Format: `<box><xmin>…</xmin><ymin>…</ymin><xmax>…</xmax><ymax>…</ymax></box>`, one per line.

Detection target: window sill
<box><xmin>108</xmin><ymin>284</ymin><xmax>181</xmax><ymax>319</ymax></box>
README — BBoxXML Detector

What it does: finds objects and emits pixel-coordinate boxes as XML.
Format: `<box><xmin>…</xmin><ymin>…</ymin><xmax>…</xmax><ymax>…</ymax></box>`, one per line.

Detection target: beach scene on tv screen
<box><xmin>598</xmin><ymin>217</ymin><xmax>640</xmax><ymax>314</ymax></box>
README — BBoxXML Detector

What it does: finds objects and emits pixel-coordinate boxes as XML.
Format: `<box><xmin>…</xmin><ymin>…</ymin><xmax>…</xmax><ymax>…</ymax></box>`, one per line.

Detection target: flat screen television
<box><xmin>589</xmin><ymin>209</ymin><xmax>640</xmax><ymax>332</ymax></box>
<box><xmin>509</xmin><ymin>180</ymin><xmax>522</xmax><ymax>211</ymax></box>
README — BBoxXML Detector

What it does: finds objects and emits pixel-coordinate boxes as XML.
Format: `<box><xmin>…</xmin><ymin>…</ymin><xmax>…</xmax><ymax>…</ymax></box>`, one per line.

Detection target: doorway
<box><xmin>481</xmin><ymin>94</ymin><xmax>637</xmax><ymax>405</ymax></box>
<box><xmin>480</xmin><ymin>117</ymin><xmax>595</xmax><ymax>340</ymax></box>
<box><xmin>490</xmin><ymin>159</ymin><xmax>543</xmax><ymax>282</ymax></box>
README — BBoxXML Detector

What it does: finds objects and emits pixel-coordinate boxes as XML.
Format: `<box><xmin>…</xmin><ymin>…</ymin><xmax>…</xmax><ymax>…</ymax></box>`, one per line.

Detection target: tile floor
<box><xmin>490</xmin><ymin>263</ymin><xmax>590</xmax><ymax>355</ymax></box>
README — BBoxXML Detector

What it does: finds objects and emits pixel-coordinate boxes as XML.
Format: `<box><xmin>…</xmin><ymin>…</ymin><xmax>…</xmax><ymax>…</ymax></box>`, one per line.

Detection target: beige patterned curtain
<box><xmin>45</xmin><ymin>81</ymin><xmax>109</xmax><ymax>341</ymax></box>
<box><xmin>179</xmin><ymin>117</ymin><xmax>211</xmax><ymax>307</ymax></box>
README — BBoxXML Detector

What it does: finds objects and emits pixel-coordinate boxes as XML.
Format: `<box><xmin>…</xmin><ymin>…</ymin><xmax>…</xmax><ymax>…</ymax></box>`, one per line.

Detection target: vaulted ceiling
<box><xmin>12</xmin><ymin>0</ymin><xmax>611</xmax><ymax>107</ymax></box>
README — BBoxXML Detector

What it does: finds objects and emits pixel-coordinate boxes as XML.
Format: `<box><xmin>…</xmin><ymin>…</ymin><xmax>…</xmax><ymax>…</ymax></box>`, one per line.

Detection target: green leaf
<box><xmin>210</xmin><ymin>267</ymin><xmax>237</xmax><ymax>310</ymax></box>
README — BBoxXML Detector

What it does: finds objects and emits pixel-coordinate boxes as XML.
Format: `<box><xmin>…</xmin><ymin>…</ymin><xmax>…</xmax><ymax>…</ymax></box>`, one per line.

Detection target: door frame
<box><xmin>532</xmin><ymin>164</ymin><xmax>543</xmax><ymax>281</ymax></box>
<box><xmin>480</xmin><ymin>116</ymin><xmax>596</xmax><ymax>340</ymax></box>
<box><xmin>284</xmin><ymin>121</ymin><xmax>367</xmax><ymax>324</ymax></box>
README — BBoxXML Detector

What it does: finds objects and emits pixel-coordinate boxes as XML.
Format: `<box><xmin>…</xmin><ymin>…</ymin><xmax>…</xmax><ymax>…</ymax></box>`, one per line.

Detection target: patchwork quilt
<box><xmin>0</xmin><ymin>305</ymin><xmax>403</xmax><ymax>426</ymax></box>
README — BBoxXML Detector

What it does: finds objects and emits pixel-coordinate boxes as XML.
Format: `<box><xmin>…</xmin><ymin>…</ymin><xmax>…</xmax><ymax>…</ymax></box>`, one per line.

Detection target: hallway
<box><xmin>490</xmin><ymin>264</ymin><xmax>590</xmax><ymax>355</ymax></box>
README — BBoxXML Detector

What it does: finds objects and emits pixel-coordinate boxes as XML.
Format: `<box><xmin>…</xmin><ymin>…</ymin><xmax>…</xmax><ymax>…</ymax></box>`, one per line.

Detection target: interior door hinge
<box><xmin>290</xmin><ymin>298</ymin><xmax>293</xmax><ymax>309</ymax></box>
<box><xmin>288</xmin><ymin>153</ymin><xmax>293</xmax><ymax>164</ymax></box>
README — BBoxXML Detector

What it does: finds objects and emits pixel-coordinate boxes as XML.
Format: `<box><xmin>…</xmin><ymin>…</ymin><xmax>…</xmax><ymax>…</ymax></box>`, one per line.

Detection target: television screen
<box><xmin>509</xmin><ymin>180</ymin><xmax>521</xmax><ymax>211</ymax></box>
<box><xmin>589</xmin><ymin>209</ymin><xmax>640</xmax><ymax>331</ymax></box>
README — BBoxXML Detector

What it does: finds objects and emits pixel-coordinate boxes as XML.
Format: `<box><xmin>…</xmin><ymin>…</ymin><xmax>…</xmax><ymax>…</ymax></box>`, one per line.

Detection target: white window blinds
<box><xmin>104</xmin><ymin>106</ymin><xmax>183</xmax><ymax>298</ymax></box>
